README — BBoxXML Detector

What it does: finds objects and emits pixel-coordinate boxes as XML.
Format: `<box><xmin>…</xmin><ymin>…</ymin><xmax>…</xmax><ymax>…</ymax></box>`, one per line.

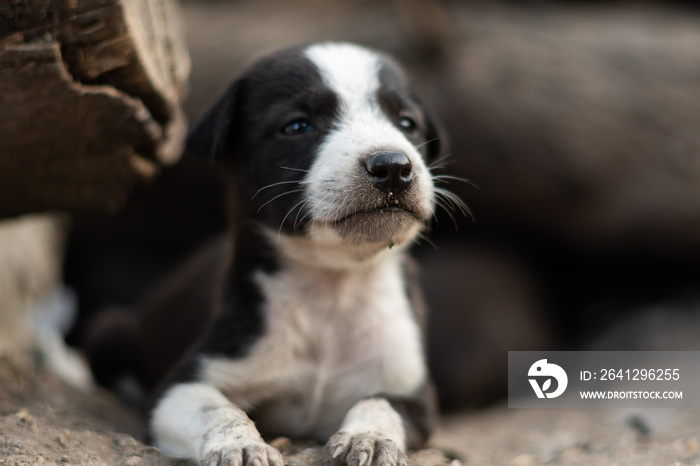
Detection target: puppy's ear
<box><xmin>187</xmin><ymin>81</ymin><xmax>240</xmax><ymax>160</ymax></box>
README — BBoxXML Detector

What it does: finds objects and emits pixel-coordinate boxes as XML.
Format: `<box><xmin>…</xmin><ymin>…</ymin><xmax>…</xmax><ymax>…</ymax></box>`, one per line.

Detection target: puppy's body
<box><xmin>145</xmin><ymin>43</ymin><xmax>443</xmax><ymax>466</ymax></box>
<box><xmin>203</xmin><ymin>252</ymin><xmax>425</xmax><ymax>439</ymax></box>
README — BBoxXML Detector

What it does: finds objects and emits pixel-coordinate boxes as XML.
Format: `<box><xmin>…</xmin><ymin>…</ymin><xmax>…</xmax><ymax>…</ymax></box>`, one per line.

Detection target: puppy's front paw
<box><xmin>200</xmin><ymin>440</ymin><xmax>284</xmax><ymax>466</ymax></box>
<box><xmin>326</xmin><ymin>431</ymin><xmax>408</xmax><ymax>466</ymax></box>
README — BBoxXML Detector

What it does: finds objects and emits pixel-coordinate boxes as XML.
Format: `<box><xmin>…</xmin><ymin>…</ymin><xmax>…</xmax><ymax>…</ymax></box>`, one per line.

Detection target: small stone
<box><xmin>15</xmin><ymin>408</ymin><xmax>30</xmax><ymax>422</ymax></box>
<box><xmin>36</xmin><ymin>456</ymin><xmax>45</xmax><ymax>464</ymax></box>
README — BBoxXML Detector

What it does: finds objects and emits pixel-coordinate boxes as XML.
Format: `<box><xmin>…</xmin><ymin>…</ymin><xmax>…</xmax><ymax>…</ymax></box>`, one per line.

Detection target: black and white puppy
<box><xmin>151</xmin><ymin>42</ymin><xmax>443</xmax><ymax>466</ymax></box>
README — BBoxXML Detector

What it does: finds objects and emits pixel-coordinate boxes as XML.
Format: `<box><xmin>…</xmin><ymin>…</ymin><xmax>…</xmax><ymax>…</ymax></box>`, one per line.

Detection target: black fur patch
<box><xmin>188</xmin><ymin>48</ymin><xmax>340</xmax><ymax>235</ymax></box>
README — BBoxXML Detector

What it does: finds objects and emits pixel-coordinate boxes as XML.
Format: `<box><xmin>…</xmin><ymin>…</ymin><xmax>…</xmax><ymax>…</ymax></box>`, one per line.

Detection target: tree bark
<box><xmin>0</xmin><ymin>0</ymin><xmax>189</xmax><ymax>217</ymax></box>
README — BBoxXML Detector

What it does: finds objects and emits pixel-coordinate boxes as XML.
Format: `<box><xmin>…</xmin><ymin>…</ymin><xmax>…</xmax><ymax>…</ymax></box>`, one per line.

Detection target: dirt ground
<box><xmin>1</xmin><ymin>357</ymin><xmax>699</xmax><ymax>466</ymax></box>
<box><xmin>0</xmin><ymin>357</ymin><xmax>453</xmax><ymax>466</ymax></box>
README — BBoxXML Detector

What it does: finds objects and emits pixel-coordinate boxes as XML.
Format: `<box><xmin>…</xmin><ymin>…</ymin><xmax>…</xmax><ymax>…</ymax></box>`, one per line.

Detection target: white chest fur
<box><xmin>200</xmin><ymin>253</ymin><xmax>426</xmax><ymax>440</ymax></box>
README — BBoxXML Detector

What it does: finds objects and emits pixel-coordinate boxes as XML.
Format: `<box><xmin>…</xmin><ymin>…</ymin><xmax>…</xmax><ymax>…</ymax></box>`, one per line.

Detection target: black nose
<box><xmin>366</xmin><ymin>152</ymin><xmax>414</xmax><ymax>194</ymax></box>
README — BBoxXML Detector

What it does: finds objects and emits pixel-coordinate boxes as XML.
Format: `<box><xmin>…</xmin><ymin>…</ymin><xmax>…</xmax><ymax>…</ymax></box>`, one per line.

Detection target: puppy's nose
<box><xmin>366</xmin><ymin>152</ymin><xmax>413</xmax><ymax>195</ymax></box>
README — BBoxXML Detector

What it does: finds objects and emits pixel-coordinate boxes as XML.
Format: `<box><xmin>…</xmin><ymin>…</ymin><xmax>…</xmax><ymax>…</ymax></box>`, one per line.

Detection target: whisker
<box><xmin>279</xmin><ymin>166</ymin><xmax>310</xmax><ymax>174</ymax></box>
<box><xmin>435</xmin><ymin>187</ymin><xmax>472</xmax><ymax>219</ymax></box>
<box><xmin>256</xmin><ymin>189</ymin><xmax>305</xmax><ymax>212</ymax></box>
<box><xmin>434</xmin><ymin>191</ymin><xmax>457</xmax><ymax>211</ymax></box>
<box><xmin>416</xmin><ymin>231</ymin><xmax>438</xmax><ymax>250</ymax></box>
<box><xmin>435</xmin><ymin>199</ymin><xmax>459</xmax><ymax>229</ymax></box>
<box><xmin>294</xmin><ymin>197</ymin><xmax>315</xmax><ymax>228</ymax></box>
<box><xmin>277</xmin><ymin>197</ymin><xmax>309</xmax><ymax>242</ymax></box>
<box><xmin>434</xmin><ymin>190</ymin><xmax>473</xmax><ymax>225</ymax></box>
<box><xmin>432</xmin><ymin>175</ymin><xmax>479</xmax><ymax>190</ymax></box>
<box><xmin>431</xmin><ymin>174</ymin><xmax>467</xmax><ymax>181</ymax></box>
<box><xmin>413</xmin><ymin>138</ymin><xmax>438</xmax><ymax>151</ymax></box>
<box><xmin>428</xmin><ymin>153</ymin><xmax>454</xmax><ymax>170</ymax></box>
<box><xmin>434</xmin><ymin>194</ymin><xmax>455</xmax><ymax>213</ymax></box>
<box><xmin>432</xmin><ymin>174</ymin><xmax>478</xmax><ymax>186</ymax></box>
<box><xmin>251</xmin><ymin>180</ymin><xmax>303</xmax><ymax>200</ymax></box>
<box><xmin>431</xmin><ymin>209</ymin><xmax>440</xmax><ymax>228</ymax></box>
<box><xmin>298</xmin><ymin>206</ymin><xmax>317</xmax><ymax>225</ymax></box>
<box><xmin>285</xmin><ymin>198</ymin><xmax>309</xmax><ymax>229</ymax></box>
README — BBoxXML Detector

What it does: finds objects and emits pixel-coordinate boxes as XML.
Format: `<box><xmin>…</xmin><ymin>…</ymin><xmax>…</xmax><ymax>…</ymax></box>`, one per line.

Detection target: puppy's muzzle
<box><xmin>365</xmin><ymin>152</ymin><xmax>414</xmax><ymax>196</ymax></box>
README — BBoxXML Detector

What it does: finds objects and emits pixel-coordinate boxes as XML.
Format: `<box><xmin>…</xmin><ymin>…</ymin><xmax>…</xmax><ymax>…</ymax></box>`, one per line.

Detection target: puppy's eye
<box><xmin>281</xmin><ymin>119</ymin><xmax>312</xmax><ymax>136</ymax></box>
<box><xmin>398</xmin><ymin>116</ymin><xmax>417</xmax><ymax>133</ymax></box>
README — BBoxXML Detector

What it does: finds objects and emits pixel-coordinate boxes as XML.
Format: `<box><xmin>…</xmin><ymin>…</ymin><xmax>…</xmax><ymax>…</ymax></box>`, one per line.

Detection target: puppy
<box><xmin>149</xmin><ymin>42</ymin><xmax>444</xmax><ymax>466</ymax></box>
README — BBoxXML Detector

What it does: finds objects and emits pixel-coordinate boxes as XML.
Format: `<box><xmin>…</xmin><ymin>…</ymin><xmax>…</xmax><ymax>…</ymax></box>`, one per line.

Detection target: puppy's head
<box><xmin>189</xmin><ymin>43</ymin><xmax>442</xmax><ymax>263</ymax></box>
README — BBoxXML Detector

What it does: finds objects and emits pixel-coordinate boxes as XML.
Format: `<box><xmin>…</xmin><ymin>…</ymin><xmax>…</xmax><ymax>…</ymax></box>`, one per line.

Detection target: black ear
<box><xmin>186</xmin><ymin>80</ymin><xmax>240</xmax><ymax>160</ymax></box>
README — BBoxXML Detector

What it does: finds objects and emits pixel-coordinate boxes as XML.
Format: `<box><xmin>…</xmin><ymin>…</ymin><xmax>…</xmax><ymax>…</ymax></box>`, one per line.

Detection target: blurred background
<box><xmin>47</xmin><ymin>0</ymin><xmax>700</xmax><ymax>411</ymax></box>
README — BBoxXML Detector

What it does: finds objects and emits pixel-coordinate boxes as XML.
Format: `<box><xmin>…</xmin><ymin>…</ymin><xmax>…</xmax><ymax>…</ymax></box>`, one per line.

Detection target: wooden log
<box><xmin>0</xmin><ymin>0</ymin><xmax>189</xmax><ymax>217</ymax></box>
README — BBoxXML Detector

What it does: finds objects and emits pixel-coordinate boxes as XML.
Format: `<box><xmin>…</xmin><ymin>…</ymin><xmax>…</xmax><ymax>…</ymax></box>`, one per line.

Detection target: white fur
<box><xmin>303</xmin><ymin>43</ymin><xmax>435</xmax><ymax>238</ymax></box>
<box><xmin>151</xmin><ymin>383</ymin><xmax>276</xmax><ymax>461</ymax></box>
<box><xmin>339</xmin><ymin>398</ymin><xmax>406</xmax><ymax>449</ymax></box>
<box><xmin>200</xmin><ymin>251</ymin><xmax>425</xmax><ymax>441</ymax></box>
<box><xmin>152</xmin><ymin>383</ymin><xmax>251</xmax><ymax>457</ymax></box>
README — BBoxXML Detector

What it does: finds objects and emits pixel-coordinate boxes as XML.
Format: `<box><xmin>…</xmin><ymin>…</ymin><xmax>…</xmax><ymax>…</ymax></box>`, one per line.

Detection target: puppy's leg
<box><xmin>326</xmin><ymin>390</ymin><xmax>435</xmax><ymax>466</ymax></box>
<box><xmin>151</xmin><ymin>383</ymin><xmax>284</xmax><ymax>466</ymax></box>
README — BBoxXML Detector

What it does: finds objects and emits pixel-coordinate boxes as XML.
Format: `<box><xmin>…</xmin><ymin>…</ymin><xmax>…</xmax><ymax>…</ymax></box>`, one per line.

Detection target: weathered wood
<box><xmin>0</xmin><ymin>0</ymin><xmax>189</xmax><ymax>217</ymax></box>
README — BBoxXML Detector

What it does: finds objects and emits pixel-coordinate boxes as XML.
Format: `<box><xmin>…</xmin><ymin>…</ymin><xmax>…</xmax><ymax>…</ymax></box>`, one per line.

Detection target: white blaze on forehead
<box><xmin>304</xmin><ymin>43</ymin><xmax>382</xmax><ymax>105</ymax></box>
